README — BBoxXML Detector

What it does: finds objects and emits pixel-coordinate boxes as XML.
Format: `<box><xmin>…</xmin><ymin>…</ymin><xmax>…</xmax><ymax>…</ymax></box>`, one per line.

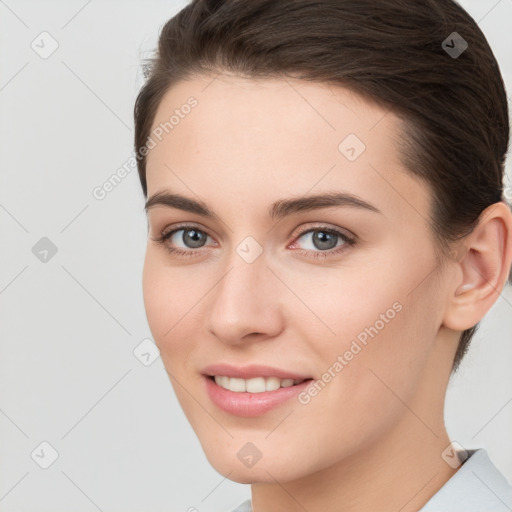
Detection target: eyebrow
<box><xmin>144</xmin><ymin>190</ymin><xmax>381</xmax><ymax>220</ymax></box>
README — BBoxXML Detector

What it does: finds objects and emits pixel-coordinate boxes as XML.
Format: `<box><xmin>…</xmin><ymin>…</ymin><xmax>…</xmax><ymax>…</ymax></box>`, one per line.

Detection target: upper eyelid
<box><xmin>292</xmin><ymin>223</ymin><xmax>354</xmax><ymax>238</ymax></box>
<box><xmin>160</xmin><ymin>221</ymin><xmax>212</xmax><ymax>236</ymax></box>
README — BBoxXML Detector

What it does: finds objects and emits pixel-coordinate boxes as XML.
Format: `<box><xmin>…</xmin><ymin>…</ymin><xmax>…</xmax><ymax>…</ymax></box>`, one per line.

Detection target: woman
<box><xmin>134</xmin><ymin>0</ymin><xmax>512</xmax><ymax>510</ymax></box>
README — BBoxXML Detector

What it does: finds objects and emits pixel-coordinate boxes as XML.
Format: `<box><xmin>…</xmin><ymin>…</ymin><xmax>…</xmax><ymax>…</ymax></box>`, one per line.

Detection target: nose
<box><xmin>207</xmin><ymin>250</ymin><xmax>285</xmax><ymax>346</ymax></box>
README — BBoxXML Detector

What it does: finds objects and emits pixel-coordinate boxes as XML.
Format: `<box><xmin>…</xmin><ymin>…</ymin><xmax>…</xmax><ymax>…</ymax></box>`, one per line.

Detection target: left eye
<box><xmin>288</xmin><ymin>227</ymin><xmax>357</xmax><ymax>260</ymax></box>
<box><xmin>293</xmin><ymin>228</ymin><xmax>350</xmax><ymax>252</ymax></box>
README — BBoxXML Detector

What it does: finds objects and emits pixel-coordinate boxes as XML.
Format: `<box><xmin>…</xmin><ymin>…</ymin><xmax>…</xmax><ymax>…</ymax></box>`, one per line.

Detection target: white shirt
<box><xmin>229</xmin><ymin>449</ymin><xmax>512</xmax><ymax>512</ymax></box>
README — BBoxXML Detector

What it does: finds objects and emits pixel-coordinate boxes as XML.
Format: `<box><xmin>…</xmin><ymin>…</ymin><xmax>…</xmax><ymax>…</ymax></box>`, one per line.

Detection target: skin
<box><xmin>142</xmin><ymin>73</ymin><xmax>512</xmax><ymax>512</ymax></box>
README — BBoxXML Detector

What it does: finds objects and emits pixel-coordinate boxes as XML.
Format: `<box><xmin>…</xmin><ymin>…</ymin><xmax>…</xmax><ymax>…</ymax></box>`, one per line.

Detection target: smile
<box><xmin>204</xmin><ymin>374</ymin><xmax>314</xmax><ymax>417</ymax></box>
<box><xmin>211</xmin><ymin>375</ymin><xmax>307</xmax><ymax>393</ymax></box>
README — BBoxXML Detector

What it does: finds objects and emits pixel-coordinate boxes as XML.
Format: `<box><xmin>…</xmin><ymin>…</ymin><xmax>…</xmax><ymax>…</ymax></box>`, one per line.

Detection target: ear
<box><xmin>442</xmin><ymin>201</ymin><xmax>512</xmax><ymax>332</ymax></box>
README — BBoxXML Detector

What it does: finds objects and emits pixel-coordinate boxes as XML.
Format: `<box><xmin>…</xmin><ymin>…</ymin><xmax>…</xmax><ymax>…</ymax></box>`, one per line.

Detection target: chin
<box><xmin>208</xmin><ymin>459</ymin><xmax>295</xmax><ymax>485</ymax></box>
<box><xmin>200</xmin><ymin>440</ymin><xmax>312</xmax><ymax>484</ymax></box>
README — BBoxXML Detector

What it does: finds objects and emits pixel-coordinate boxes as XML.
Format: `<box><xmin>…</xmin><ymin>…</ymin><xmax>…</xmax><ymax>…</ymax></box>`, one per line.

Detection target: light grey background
<box><xmin>0</xmin><ymin>1</ymin><xmax>511</xmax><ymax>511</ymax></box>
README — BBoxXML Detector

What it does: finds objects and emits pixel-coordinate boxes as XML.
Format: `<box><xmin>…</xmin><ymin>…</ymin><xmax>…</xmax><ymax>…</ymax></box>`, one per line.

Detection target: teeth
<box><xmin>265</xmin><ymin>376</ymin><xmax>281</xmax><ymax>391</ymax></box>
<box><xmin>229</xmin><ymin>377</ymin><xmax>246</xmax><ymax>392</ymax></box>
<box><xmin>213</xmin><ymin>375</ymin><xmax>305</xmax><ymax>393</ymax></box>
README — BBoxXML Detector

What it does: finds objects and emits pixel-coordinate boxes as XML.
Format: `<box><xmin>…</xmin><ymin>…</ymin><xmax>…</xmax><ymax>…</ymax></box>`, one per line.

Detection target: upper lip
<box><xmin>202</xmin><ymin>363</ymin><xmax>312</xmax><ymax>380</ymax></box>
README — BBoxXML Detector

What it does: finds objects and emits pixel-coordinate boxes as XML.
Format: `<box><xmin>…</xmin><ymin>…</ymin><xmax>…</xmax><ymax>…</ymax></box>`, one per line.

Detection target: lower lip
<box><xmin>204</xmin><ymin>376</ymin><xmax>312</xmax><ymax>417</ymax></box>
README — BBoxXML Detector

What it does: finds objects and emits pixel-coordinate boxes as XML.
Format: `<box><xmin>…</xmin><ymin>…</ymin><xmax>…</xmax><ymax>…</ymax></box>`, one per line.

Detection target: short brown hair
<box><xmin>134</xmin><ymin>0</ymin><xmax>511</xmax><ymax>373</ymax></box>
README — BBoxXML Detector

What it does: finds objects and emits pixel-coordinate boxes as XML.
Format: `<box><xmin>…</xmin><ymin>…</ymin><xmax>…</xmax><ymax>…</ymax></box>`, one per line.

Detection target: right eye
<box><xmin>151</xmin><ymin>224</ymin><xmax>216</xmax><ymax>257</ymax></box>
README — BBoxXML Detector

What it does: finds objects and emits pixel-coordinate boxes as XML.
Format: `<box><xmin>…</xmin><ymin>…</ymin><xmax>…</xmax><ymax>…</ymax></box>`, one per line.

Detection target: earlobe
<box><xmin>442</xmin><ymin>202</ymin><xmax>512</xmax><ymax>332</ymax></box>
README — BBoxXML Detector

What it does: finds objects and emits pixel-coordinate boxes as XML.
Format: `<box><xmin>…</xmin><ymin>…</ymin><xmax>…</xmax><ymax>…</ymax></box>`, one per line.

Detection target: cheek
<box><xmin>293</xmin><ymin>246</ymin><xmax>439</xmax><ymax>411</ymax></box>
<box><xmin>141</xmin><ymin>248</ymin><xmax>225</xmax><ymax>388</ymax></box>
<box><xmin>142</xmin><ymin>249</ymin><xmax>195</xmax><ymax>353</ymax></box>
<box><xmin>142</xmin><ymin>251</ymin><xmax>168</xmax><ymax>341</ymax></box>
<box><xmin>312</xmin><ymin>241</ymin><xmax>439</xmax><ymax>358</ymax></box>
<box><xmin>281</xmin><ymin>286</ymin><xmax>437</xmax><ymax>471</ymax></box>
<box><xmin>142</xmin><ymin>250</ymin><xmax>204</xmax><ymax>413</ymax></box>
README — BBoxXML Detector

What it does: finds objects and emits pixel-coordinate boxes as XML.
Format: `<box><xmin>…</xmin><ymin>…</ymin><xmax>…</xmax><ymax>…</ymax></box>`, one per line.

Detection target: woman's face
<box><xmin>142</xmin><ymin>74</ymin><xmax>456</xmax><ymax>483</ymax></box>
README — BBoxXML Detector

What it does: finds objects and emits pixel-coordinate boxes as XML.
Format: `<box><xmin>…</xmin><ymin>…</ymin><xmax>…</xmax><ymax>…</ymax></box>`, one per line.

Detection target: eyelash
<box><xmin>151</xmin><ymin>223</ymin><xmax>356</xmax><ymax>260</ymax></box>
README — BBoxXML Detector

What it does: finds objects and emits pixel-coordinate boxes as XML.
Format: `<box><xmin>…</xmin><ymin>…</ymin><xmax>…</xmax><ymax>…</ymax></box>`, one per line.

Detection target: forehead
<box><xmin>149</xmin><ymin>74</ymin><xmax>394</xmax><ymax>152</ymax></box>
<box><xmin>145</xmin><ymin>73</ymin><xmax>430</xmax><ymax>222</ymax></box>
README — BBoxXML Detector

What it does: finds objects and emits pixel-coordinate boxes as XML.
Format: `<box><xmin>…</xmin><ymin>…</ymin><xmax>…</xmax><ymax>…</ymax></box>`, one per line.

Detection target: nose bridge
<box><xmin>207</xmin><ymin>243</ymin><xmax>282</xmax><ymax>342</ymax></box>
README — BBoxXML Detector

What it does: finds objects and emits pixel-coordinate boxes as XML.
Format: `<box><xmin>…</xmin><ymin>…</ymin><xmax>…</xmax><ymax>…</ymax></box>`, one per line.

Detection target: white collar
<box><xmin>419</xmin><ymin>448</ymin><xmax>512</xmax><ymax>511</ymax></box>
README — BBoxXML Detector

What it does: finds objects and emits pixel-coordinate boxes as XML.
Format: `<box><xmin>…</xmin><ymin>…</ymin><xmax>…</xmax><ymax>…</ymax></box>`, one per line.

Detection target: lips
<box><xmin>202</xmin><ymin>363</ymin><xmax>314</xmax><ymax>416</ymax></box>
